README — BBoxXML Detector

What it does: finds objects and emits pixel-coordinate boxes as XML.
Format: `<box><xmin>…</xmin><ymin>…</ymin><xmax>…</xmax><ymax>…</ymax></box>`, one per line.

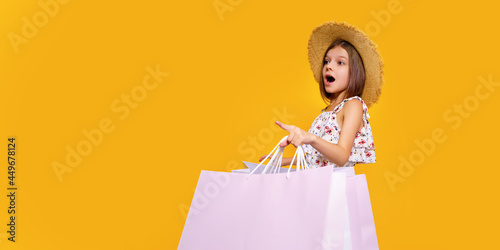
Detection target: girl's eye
<box><xmin>338</xmin><ymin>61</ymin><xmax>345</xmax><ymax>65</ymax></box>
<box><xmin>323</xmin><ymin>60</ymin><xmax>329</xmax><ymax>65</ymax></box>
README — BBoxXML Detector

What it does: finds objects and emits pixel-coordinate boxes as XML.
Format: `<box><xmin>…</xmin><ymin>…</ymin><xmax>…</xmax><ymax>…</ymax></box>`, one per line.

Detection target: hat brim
<box><xmin>308</xmin><ymin>21</ymin><xmax>384</xmax><ymax>108</ymax></box>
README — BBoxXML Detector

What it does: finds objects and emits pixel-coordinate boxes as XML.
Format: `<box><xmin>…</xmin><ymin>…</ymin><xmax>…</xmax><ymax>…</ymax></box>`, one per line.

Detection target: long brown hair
<box><xmin>319</xmin><ymin>39</ymin><xmax>366</xmax><ymax>105</ymax></box>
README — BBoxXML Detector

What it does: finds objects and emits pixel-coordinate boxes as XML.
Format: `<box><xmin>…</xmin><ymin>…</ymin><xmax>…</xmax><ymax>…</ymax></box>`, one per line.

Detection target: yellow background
<box><xmin>1</xmin><ymin>0</ymin><xmax>499</xmax><ymax>249</ymax></box>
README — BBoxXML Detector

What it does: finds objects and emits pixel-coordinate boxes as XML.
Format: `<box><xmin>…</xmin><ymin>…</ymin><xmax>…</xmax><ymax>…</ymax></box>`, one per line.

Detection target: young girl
<box><xmin>260</xmin><ymin>21</ymin><xmax>383</xmax><ymax>171</ymax></box>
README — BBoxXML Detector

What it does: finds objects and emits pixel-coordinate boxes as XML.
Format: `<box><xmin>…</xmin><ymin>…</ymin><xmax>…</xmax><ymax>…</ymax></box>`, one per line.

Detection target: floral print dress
<box><xmin>302</xmin><ymin>96</ymin><xmax>376</xmax><ymax>168</ymax></box>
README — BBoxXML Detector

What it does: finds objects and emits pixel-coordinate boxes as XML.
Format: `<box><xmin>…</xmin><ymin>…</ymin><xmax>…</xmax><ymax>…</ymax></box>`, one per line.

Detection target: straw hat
<box><xmin>308</xmin><ymin>21</ymin><xmax>384</xmax><ymax>107</ymax></box>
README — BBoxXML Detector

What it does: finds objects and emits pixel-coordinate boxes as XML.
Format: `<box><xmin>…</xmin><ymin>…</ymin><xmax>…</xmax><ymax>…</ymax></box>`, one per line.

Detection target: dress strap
<box><xmin>333</xmin><ymin>96</ymin><xmax>370</xmax><ymax>119</ymax></box>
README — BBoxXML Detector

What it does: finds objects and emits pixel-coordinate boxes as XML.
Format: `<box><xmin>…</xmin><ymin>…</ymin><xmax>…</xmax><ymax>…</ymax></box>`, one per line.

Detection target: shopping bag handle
<box><xmin>247</xmin><ymin>136</ymin><xmax>310</xmax><ymax>180</ymax></box>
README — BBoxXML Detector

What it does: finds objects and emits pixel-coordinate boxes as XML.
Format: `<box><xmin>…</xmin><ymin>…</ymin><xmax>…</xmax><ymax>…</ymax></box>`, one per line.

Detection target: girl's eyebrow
<box><xmin>325</xmin><ymin>55</ymin><xmax>348</xmax><ymax>59</ymax></box>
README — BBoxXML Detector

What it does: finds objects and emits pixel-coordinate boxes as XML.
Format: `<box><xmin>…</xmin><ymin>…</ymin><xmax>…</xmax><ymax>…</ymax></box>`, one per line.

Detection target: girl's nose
<box><xmin>326</xmin><ymin>62</ymin><xmax>333</xmax><ymax>71</ymax></box>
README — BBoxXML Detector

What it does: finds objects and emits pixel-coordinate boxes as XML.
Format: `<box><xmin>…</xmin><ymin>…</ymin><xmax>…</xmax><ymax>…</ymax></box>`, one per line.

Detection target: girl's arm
<box><xmin>277</xmin><ymin>99</ymin><xmax>364</xmax><ymax>166</ymax></box>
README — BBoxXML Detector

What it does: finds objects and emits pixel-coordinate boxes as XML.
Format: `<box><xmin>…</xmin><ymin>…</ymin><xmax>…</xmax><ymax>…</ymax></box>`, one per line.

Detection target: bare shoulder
<box><xmin>343</xmin><ymin>98</ymin><xmax>363</xmax><ymax>117</ymax></box>
<box><xmin>337</xmin><ymin>98</ymin><xmax>363</xmax><ymax>131</ymax></box>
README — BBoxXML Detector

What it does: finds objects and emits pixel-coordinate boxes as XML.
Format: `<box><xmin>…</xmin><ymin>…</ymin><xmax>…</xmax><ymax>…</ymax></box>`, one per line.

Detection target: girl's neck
<box><xmin>329</xmin><ymin>92</ymin><xmax>347</xmax><ymax>108</ymax></box>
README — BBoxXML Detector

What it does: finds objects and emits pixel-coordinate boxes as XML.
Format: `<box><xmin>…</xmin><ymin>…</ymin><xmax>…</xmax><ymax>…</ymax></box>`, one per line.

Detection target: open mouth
<box><xmin>326</xmin><ymin>75</ymin><xmax>335</xmax><ymax>83</ymax></box>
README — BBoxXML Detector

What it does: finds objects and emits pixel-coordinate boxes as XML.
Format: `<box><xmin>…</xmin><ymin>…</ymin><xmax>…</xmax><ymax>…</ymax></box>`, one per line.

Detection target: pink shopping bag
<box><xmin>178</xmin><ymin>165</ymin><xmax>348</xmax><ymax>250</ymax></box>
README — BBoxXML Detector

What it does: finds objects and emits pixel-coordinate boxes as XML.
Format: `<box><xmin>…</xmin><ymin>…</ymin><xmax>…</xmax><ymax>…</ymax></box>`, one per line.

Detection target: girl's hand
<box><xmin>276</xmin><ymin>121</ymin><xmax>317</xmax><ymax>147</ymax></box>
<box><xmin>259</xmin><ymin>154</ymin><xmax>271</xmax><ymax>162</ymax></box>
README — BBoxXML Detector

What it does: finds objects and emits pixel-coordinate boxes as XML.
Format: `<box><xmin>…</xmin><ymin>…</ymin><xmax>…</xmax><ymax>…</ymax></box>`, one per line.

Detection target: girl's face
<box><xmin>322</xmin><ymin>46</ymin><xmax>350</xmax><ymax>97</ymax></box>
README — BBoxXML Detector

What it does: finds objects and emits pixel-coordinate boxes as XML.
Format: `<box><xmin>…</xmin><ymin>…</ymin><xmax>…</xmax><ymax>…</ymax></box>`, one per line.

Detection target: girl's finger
<box><xmin>259</xmin><ymin>155</ymin><xmax>267</xmax><ymax>161</ymax></box>
<box><xmin>276</xmin><ymin>121</ymin><xmax>291</xmax><ymax>131</ymax></box>
<box><xmin>287</xmin><ymin>132</ymin><xmax>295</xmax><ymax>144</ymax></box>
